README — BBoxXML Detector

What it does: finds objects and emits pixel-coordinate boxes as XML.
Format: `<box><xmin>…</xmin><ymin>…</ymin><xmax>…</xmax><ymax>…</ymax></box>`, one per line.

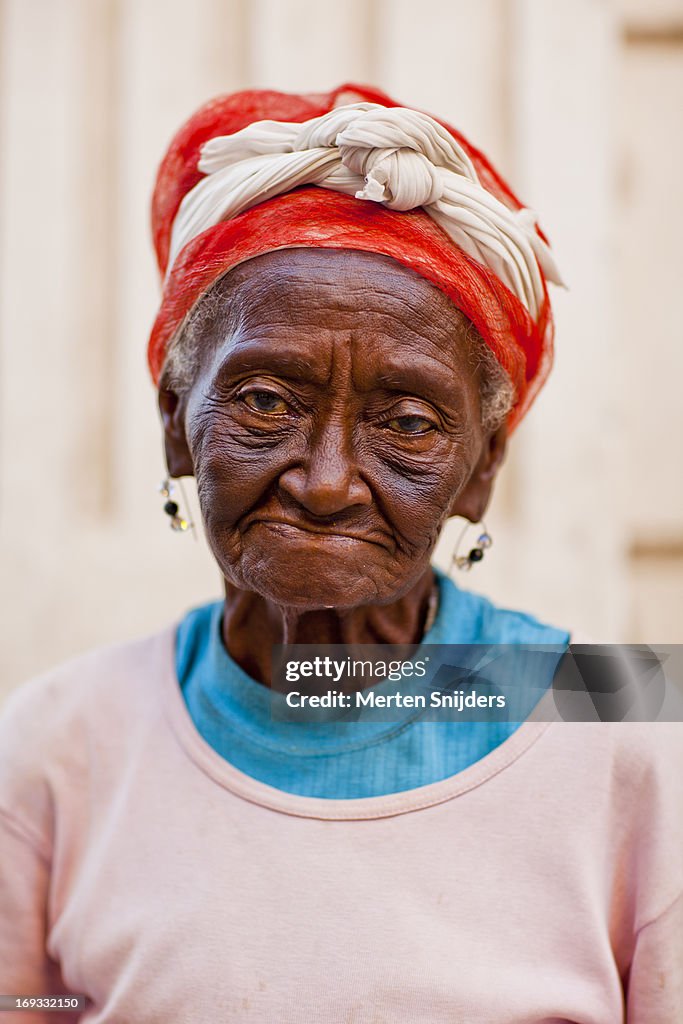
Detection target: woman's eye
<box><xmin>387</xmin><ymin>414</ymin><xmax>435</xmax><ymax>435</ymax></box>
<box><xmin>240</xmin><ymin>390</ymin><xmax>289</xmax><ymax>414</ymax></box>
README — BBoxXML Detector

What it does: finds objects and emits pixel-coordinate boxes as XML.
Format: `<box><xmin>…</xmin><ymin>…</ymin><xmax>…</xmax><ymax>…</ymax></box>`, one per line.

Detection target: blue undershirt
<box><xmin>176</xmin><ymin>568</ymin><xmax>570</xmax><ymax>798</ymax></box>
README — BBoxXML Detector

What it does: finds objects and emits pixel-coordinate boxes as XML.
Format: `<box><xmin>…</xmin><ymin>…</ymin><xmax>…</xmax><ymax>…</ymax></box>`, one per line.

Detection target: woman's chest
<box><xmin>48</xmin><ymin>793</ymin><xmax>625</xmax><ymax>1023</ymax></box>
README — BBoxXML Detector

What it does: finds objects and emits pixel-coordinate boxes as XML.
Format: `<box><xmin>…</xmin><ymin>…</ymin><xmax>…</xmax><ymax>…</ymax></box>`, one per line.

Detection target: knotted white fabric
<box><xmin>167</xmin><ymin>103</ymin><xmax>564</xmax><ymax>318</ymax></box>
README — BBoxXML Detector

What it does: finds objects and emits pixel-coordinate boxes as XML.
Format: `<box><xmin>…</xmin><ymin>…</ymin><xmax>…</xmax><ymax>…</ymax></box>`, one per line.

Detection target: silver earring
<box><xmin>159</xmin><ymin>477</ymin><xmax>194</xmax><ymax>533</ymax></box>
<box><xmin>451</xmin><ymin>520</ymin><xmax>493</xmax><ymax>572</ymax></box>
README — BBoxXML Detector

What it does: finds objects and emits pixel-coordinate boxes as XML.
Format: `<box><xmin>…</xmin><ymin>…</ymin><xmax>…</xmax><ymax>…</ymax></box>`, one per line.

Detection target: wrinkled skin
<box><xmin>160</xmin><ymin>249</ymin><xmax>507</xmax><ymax>686</ymax></box>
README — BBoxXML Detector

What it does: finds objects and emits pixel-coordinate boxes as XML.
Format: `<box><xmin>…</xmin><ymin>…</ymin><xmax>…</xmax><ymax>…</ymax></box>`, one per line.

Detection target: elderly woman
<box><xmin>0</xmin><ymin>84</ymin><xmax>681</xmax><ymax>1023</ymax></box>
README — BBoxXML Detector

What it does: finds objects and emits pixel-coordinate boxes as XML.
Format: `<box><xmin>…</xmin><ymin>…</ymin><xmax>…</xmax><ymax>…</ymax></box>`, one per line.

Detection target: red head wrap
<box><xmin>149</xmin><ymin>83</ymin><xmax>557</xmax><ymax>430</ymax></box>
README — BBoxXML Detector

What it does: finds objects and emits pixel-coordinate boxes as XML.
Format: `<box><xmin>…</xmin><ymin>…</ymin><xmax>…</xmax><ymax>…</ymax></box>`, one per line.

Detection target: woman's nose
<box><xmin>278</xmin><ymin>432</ymin><xmax>372</xmax><ymax>517</ymax></box>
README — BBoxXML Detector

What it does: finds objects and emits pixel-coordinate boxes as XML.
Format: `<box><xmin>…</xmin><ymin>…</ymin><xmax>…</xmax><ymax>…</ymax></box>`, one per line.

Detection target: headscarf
<box><xmin>149</xmin><ymin>83</ymin><xmax>563</xmax><ymax>429</ymax></box>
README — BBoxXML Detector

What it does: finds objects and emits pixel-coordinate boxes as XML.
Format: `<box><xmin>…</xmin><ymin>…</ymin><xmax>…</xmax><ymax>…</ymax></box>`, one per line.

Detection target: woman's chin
<box><xmin>226</xmin><ymin>541</ymin><xmax>393</xmax><ymax>610</ymax></box>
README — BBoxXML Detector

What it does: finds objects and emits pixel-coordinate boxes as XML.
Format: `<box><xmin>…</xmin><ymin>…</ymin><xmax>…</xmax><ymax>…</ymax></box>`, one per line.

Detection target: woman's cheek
<box><xmin>195</xmin><ymin>453</ymin><xmax>266</xmax><ymax>530</ymax></box>
<box><xmin>369</xmin><ymin>450</ymin><xmax>467</xmax><ymax>538</ymax></box>
<box><xmin>190</xmin><ymin>422</ymin><xmax>295</xmax><ymax>533</ymax></box>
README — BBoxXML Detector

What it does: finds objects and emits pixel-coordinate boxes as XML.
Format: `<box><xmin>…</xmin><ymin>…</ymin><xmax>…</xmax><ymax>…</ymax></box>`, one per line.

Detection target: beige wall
<box><xmin>0</xmin><ymin>0</ymin><xmax>681</xmax><ymax>698</ymax></box>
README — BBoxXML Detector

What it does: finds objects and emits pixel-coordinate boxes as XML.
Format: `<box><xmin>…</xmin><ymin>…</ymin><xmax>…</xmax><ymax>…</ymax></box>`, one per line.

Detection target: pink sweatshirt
<box><xmin>1</xmin><ymin>625</ymin><xmax>682</xmax><ymax>1023</ymax></box>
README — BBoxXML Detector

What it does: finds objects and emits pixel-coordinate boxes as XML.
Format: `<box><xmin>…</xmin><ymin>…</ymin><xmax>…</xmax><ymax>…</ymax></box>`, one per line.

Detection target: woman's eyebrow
<box><xmin>367</xmin><ymin>362</ymin><xmax>466</xmax><ymax>409</ymax></box>
<box><xmin>213</xmin><ymin>341</ymin><xmax>328</xmax><ymax>383</ymax></box>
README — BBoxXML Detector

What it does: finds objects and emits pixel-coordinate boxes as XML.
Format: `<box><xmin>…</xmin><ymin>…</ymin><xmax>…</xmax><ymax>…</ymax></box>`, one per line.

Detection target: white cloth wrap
<box><xmin>167</xmin><ymin>103</ymin><xmax>564</xmax><ymax>318</ymax></box>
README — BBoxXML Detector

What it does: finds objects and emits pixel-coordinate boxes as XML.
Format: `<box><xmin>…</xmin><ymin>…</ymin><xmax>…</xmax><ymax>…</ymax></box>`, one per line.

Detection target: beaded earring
<box><xmin>451</xmin><ymin>520</ymin><xmax>493</xmax><ymax>572</ymax></box>
<box><xmin>159</xmin><ymin>478</ymin><xmax>194</xmax><ymax>533</ymax></box>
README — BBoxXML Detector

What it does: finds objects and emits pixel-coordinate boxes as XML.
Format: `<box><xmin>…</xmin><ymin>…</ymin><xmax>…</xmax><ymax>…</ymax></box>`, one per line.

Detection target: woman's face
<box><xmin>161</xmin><ymin>249</ymin><xmax>504</xmax><ymax>609</ymax></box>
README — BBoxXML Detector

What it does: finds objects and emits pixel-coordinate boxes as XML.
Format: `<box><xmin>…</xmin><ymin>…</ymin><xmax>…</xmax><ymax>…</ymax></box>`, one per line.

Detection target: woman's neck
<box><xmin>221</xmin><ymin>566</ymin><xmax>437</xmax><ymax>688</ymax></box>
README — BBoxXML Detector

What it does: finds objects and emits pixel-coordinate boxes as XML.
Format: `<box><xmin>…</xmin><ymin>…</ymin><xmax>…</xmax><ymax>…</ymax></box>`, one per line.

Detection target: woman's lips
<box><xmin>245</xmin><ymin>517</ymin><xmax>392</xmax><ymax>549</ymax></box>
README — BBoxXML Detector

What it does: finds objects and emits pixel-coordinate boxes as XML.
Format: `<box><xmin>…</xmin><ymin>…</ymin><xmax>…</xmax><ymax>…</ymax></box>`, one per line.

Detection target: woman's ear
<box><xmin>448</xmin><ymin>420</ymin><xmax>508</xmax><ymax>523</ymax></box>
<box><xmin>158</xmin><ymin>388</ymin><xmax>194</xmax><ymax>477</ymax></box>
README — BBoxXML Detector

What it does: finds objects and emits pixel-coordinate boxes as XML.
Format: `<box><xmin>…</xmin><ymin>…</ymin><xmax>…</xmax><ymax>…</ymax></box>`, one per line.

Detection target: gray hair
<box><xmin>161</xmin><ymin>285</ymin><xmax>515</xmax><ymax>433</ymax></box>
<box><xmin>462</xmin><ymin>322</ymin><xmax>516</xmax><ymax>432</ymax></box>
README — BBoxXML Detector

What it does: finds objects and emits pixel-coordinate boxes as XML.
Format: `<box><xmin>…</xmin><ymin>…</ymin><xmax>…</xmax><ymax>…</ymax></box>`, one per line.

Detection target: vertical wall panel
<box><xmin>0</xmin><ymin>0</ymin><xmax>125</xmax><ymax>690</ymax></box>
<box><xmin>0</xmin><ymin>0</ymin><xmax>111</xmax><ymax>526</ymax></box>
<box><xmin>70</xmin><ymin>0</ymin><xmax>120</xmax><ymax>518</ymax></box>
<box><xmin>506</xmin><ymin>0</ymin><xmax>628</xmax><ymax>638</ymax></box>
<box><xmin>0</xmin><ymin>0</ymin><xmax>118</xmax><ymax>524</ymax></box>
<box><xmin>247</xmin><ymin>0</ymin><xmax>375</xmax><ymax>89</ymax></box>
<box><xmin>617</xmin><ymin>48</ymin><xmax>683</xmax><ymax>534</ymax></box>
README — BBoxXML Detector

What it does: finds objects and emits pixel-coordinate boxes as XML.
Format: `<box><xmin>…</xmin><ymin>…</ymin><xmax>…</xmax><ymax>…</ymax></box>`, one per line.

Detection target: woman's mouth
<box><xmin>245</xmin><ymin>517</ymin><xmax>392</xmax><ymax>549</ymax></box>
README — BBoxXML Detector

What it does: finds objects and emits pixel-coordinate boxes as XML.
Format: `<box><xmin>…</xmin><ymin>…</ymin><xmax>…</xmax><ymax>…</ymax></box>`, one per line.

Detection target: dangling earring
<box><xmin>451</xmin><ymin>520</ymin><xmax>493</xmax><ymax>572</ymax></box>
<box><xmin>159</xmin><ymin>477</ymin><xmax>194</xmax><ymax>534</ymax></box>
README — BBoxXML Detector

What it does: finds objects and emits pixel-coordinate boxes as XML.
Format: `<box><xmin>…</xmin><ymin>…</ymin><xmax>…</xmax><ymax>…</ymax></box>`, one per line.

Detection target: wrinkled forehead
<box><xmin>202</xmin><ymin>248</ymin><xmax>474</xmax><ymax>357</ymax></box>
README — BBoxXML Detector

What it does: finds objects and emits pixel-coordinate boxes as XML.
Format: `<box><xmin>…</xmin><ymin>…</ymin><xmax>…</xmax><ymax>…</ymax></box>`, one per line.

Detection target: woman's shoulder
<box><xmin>2</xmin><ymin>623</ymin><xmax>175</xmax><ymax>725</ymax></box>
<box><xmin>0</xmin><ymin>621</ymin><xmax>183</xmax><ymax>868</ymax></box>
<box><xmin>0</xmin><ymin>623</ymin><xmax>178</xmax><ymax>798</ymax></box>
